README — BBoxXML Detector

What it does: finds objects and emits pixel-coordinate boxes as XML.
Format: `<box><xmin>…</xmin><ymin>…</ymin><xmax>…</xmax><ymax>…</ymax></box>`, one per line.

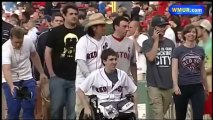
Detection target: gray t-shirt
<box><xmin>107</xmin><ymin>35</ymin><xmax>136</xmax><ymax>76</ymax></box>
<box><xmin>142</xmin><ymin>38</ymin><xmax>175</xmax><ymax>89</ymax></box>
<box><xmin>172</xmin><ymin>45</ymin><xmax>205</xmax><ymax>85</ymax></box>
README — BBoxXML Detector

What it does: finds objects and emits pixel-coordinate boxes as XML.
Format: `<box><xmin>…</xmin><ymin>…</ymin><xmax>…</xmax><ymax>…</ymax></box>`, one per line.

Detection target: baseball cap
<box><xmin>200</xmin><ymin>19</ymin><xmax>212</xmax><ymax>32</ymax></box>
<box><xmin>151</xmin><ymin>16</ymin><xmax>169</xmax><ymax>27</ymax></box>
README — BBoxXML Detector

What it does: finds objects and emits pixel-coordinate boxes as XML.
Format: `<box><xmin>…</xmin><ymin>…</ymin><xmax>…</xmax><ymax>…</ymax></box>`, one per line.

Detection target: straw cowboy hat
<box><xmin>199</xmin><ymin>19</ymin><xmax>212</xmax><ymax>32</ymax></box>
<box><xmin>84</xmin><ymin>13</ymin><xmax>106</xmax><ymax>31</ymax></box>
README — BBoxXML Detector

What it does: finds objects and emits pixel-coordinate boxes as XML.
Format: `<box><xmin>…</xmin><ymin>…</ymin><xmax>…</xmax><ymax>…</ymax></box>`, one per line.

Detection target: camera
<box><xmin>14</xmin><ymin>87</ymin><xmax>32</xmax><ymax>100</ymax></box>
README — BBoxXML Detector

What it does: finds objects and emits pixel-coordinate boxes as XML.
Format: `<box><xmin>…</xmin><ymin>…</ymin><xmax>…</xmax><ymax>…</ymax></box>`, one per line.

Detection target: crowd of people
<box><xmin>2</xmin><ymin>1</ymin><xmax>212</xmax><ymax>120</ymax></box>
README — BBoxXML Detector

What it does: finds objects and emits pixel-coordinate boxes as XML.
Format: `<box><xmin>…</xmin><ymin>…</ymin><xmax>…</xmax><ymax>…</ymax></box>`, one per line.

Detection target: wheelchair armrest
<box><xmin>89</xmin><ymin>95</ymin><xmax>98</xmax><ymax>108</ymax></box>
<box><xmin>125</xmin><ymin>94</ymin><xmax>134</xmax><ymax>101</ymax></box>
<box><xmin>89</xmin><ymin>95</ymin><xmax>97</xmax><ymax>100</ymax></box>
<box><xmin>88</xmin><ymin>95</ymin><xmax>102</xmax><ymax>117</ymax></box>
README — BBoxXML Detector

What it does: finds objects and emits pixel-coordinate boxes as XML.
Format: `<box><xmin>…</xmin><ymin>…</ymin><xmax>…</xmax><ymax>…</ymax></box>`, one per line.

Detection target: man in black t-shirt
<box><xmin>45</xmin><ymin>4</ymin><xmax>86</xmax><ymax>119</ymax></box>
<box><xmin>2</xmin><ymin>20</ymin><xmax>14</xmax><ymax>45</ymax></box>
<box><xmin>34</xmin><ymin>12</ymin><xmax>64</xmax><ymax>81</ymax></box>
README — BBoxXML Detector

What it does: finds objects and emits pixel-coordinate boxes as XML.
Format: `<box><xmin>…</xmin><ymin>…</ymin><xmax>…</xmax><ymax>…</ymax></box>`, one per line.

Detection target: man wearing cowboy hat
<box><xmin>196</xmin><ymin>19</ymin><xmax>212</xmax><ymax>117</ymax></box>
<box><xmin>75</xmin><ymin>13</ymin><xmax>111</xmax><ymax>118</ymax></box>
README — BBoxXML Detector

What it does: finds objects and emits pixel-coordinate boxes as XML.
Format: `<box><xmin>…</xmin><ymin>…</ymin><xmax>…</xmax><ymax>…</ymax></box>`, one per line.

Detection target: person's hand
<box><xmin>40</xmin><ymin>73</ymin><xmax>48</xmax><ymax>82</ymax></box>
<box><xmin>169</xmin><ymin>21</ymin><xmax>177</xmax><ymax>28</ymax></box>
<box><xmin>84</xmin><ymin>106</ymin><xmax>92</xmax><ymax>119</ymax></box>
<box><xmin>173</xmin><ymin>85</ymin><xmax>181</xmax><ymax>95</ymax></box>
<box><xmin>36</xmin><ymin>81</ymin><xmax>41</xmax><ymax>87</ymax></box>
<box><xmin>204</xmin><ymin>89</ymin><xmax>209</xmax><ymax>101</ymax></box>
<box><xmin>49</xmin><ymin>73</ymin><xmax>56</xmax><ymax>78</ymax></box>
<box><xmin>133</xmin><ymin>28</ymin><xmax>140</xmax><ymax>40</ymax></box>
<box><xmin>40</xmin><ymin>77</ymin><xmax>50</xmax><ymax>99</ymax></box>
<box><xmin>192</xmin><ymin>21</ymin><xmax>200</xmax><ymax>27</ymax></box>
<box><xmin>152</xmin><ymin>28</ymin><xmax>160</xmax><ymax>41</ymax></box>
<box><xmin>9</xmin><ymin>85</ymin><xmax>19</xmax><ymax>97</ymax></box>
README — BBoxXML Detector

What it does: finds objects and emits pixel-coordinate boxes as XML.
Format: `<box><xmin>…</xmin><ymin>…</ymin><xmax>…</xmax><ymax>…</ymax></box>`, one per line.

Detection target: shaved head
<box><xmin>130</xmin><ymin>20</ymin><xmax>140</xmax><ymax>27</ymax></box>
<box><xmin>128</xmin><ymin>20</ymin><xmax>140</xmax><ymax>36</ymax></box>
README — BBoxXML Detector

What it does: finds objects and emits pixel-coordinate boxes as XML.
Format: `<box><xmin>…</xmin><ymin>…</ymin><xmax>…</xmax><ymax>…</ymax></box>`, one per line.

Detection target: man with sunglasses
<box><xmin>141</xmin><ymin>15</ymin><xmax>175</xmax><ymax>119</ymax></box>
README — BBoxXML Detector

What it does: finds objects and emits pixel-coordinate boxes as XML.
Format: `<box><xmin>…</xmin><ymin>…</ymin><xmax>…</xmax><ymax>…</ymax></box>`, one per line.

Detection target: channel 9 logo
<box><xmin>169</xmin><ymin>5</ymin><xmax>205</xmax><ymax>15</ymax></box>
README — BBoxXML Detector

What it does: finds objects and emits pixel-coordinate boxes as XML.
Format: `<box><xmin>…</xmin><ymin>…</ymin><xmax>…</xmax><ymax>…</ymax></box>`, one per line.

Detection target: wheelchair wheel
<box><xmin>118</xmin><ymin>112</ymin><xmax>136</xmax><ymax>120</ymax></box>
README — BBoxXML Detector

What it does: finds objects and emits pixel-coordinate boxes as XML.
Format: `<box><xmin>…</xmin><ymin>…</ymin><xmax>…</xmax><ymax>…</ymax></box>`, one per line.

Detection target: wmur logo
<box><xmin>169</xmin><ymin>5</ymin><xmax>204</xmax><ymax>15</ymax></box>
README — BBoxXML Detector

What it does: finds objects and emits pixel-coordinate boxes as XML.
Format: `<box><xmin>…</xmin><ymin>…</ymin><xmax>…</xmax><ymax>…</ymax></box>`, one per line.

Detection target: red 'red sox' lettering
<box><xmin>117</xmin><ymin>52</ymin><xmax>130</xmax><ymax>60</ymax></box>
<box><xmin>87</xmin><ymin>51</ymin><xmax>98</xmax><ymax>59</ymax></box>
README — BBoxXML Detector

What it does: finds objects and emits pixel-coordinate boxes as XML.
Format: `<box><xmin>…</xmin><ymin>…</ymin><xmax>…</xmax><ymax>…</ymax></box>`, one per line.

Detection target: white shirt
<box><xmin>164</xmin><ymin>27</ymin><xmax>176</xmax><ymax>45</ymax></box>
<box><xmin>2</xmin><ymin>36</ymin><xmax>36</xmax><ymax>83</ymax></box>
<box><xmin>129</xmin><ymin>34</ymin><xmax>148</xmax><ymax>74</ymax></box>
<box><xmin>25</xmin><ymin>27</ymin><xmax>39</xmax><ymax>45</ymax></box>
<box><xmin>79</xmin><ymin>68</ymin><xmax>137</xmax><ymax>103</ymax></box>
<box><xmin>139</xmin><ymin>9</ymin><xmax>145</xmax><ymax>17</ymax></box>
<box><xmin>75</xmin><ymin>35</ymin><xmax>111</xmax><ymax>89</ymax></box>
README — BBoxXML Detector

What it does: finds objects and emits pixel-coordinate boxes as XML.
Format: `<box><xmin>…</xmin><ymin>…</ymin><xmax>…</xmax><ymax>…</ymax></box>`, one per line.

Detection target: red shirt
<box><xmin>181</xmin><ymin>16</ymin><xmax>191</xmax><ymax>28</ymax></box>
<box><xmin>158</xmin><ymin>1</ymin><xmax>168</xmax><ymax>15</ymax></box>
<box><xmin>32</xmin><ymin>2</ymin><xmax>46</xmax><ymax>7</ymax></box>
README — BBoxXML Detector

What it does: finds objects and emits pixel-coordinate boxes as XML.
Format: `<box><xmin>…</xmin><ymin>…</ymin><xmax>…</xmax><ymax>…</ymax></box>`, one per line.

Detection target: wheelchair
<box><xmin>79</xmin><ymin>94</ymin><xmax>136</xmax><ymax>120</ymax></box>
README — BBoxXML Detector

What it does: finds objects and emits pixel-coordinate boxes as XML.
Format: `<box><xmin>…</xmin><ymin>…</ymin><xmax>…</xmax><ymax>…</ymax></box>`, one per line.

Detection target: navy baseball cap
<box><xmin>151</xmin><ymin>16</ymin><xmax>169</xmax><ymax>27</ymax></box>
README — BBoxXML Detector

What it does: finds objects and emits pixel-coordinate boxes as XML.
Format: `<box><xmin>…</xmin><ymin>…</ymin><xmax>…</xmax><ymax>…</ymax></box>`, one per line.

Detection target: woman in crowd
<box><xmin>172</xmin><ymin>24</ymin><xmax>209</xmax><ymax>119</ymax></box>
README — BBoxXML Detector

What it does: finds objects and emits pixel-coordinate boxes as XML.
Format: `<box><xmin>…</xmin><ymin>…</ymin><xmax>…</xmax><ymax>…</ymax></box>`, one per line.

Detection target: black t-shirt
<box><xmin>2</xmin><ymin>20</ymin><xmax>14</xmax><ymax>45</ymax></box>
<box><xmin>46</xmin><ymin>24</ymin><xmax>86</xmax><ymax>81</ymax></box>
<box><xmin>34</xmin><ymin>29</ymin><xmax>50</xmax><ymax>81</ymax></box>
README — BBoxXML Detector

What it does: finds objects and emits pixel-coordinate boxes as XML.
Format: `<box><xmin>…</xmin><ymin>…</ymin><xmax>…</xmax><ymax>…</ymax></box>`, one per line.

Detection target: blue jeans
<box><xmin>49</xmin><ymin>76</ymin><xmax>76</xmax><ymax>119</ymax></box>
<box><xmin>2</xmin><ymin>79</ymin><xmax>37</xmax><ymax>120</ymax></box>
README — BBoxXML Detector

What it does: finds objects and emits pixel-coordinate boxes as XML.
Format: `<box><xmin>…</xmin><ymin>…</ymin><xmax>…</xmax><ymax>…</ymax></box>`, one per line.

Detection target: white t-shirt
<box><xmin>164</xmin><ymin>27</ymin><xmax>176</xmax><ymax>45</ymax></box>
<box><xmin>129</xmin><ymin>34</ymin><xmax>148</xmax><ymax>74</ymax></box>
<box><xmin>2</xmin><ymin>36</ymin><xmax>36</xmax><ymax>83</ymax></box>
<box><xmin>139</xmin><ymin>9</ymin><xmax>145</xmax><ymax>17</ymax></box>
<box><xmin>75</xmin><ymin>34</ymin><xmax>111</xmax><ymax>89</ymax></box>
<box><xmin>79</xmin><ymin>68</ymin><xmax>137</xmax><ymax>103</ymax></box>
<box><xmin>25</xmin><ymin>27</ymin><xmax>39</xmax><ymax>45</ymax></box>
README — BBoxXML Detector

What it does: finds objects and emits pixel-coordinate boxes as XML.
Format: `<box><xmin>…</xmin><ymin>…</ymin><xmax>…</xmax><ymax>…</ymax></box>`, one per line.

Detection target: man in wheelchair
<box><xmin>77</xmin><ymin>48</ymin><xmax>137</xmax><ymax>120</ymax></box>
